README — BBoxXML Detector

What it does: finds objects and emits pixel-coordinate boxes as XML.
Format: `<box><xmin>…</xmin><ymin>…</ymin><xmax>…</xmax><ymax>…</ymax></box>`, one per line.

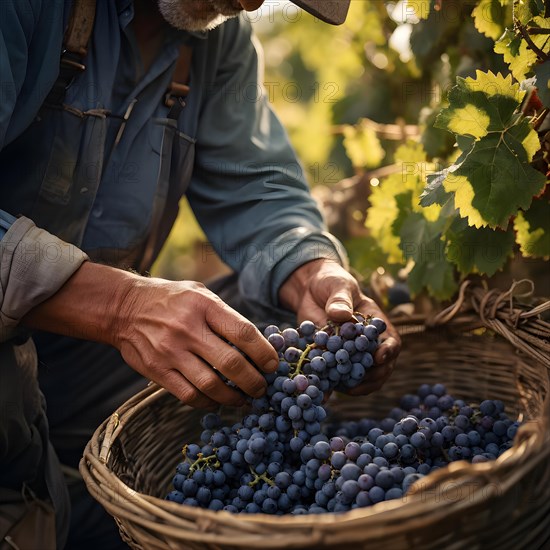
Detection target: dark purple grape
<box><xmin>299</xmin><ymin>320</ymin><xmax>316</xmax><ymax>336</ymax></box>
<box><xmin>326</xmin><ymin>335</ymin><xmax>343</xmax><ymax>353</ymax></box>
<box><xmin>369</xmin><ymin>318</ymin><xmax>386</xmax><ymax>334</ymax></box>
<box><xmin>263</xmin><ymin>325</ymin><xmax>280</xmax><ymax>338</ymax></box>
<box><xmin>363</xmin><ymin>325</ymin><xmax>379</xmax><ymax>340</ymax></box>
<box><xmin>314</xmin><ymin>331</ymin><xmax>329</xmax><ymax>346</ymax></box>
<box><xmin>282</xmin><ymin>328</ymin><xmax>300</xmax><ymax>347</ymax></box>
<box><xmin>268</xmin><ymin>333</ymin><xmax>285</xmax><ymax>351</ymax></box>
<box><xmin>340</xmin><ymin>322</ymin><xmax>357</xmax><ymax>340</ymax></box>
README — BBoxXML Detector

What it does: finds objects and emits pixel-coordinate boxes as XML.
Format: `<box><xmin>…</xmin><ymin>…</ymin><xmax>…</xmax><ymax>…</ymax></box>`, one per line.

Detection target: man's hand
<box><xmin>115</xmin><ymin>278</ymin><xmax>279</xmax><ymax>408</ymax></box>
<box><xmin>279</xmin><ymin>259</ymin><xmax>401</xmax><ymax>394</ymax></box>
<box><xmin>23</xmin><ymin>262</ymin><xmax>279</xmax><ymax>408</ymax></box>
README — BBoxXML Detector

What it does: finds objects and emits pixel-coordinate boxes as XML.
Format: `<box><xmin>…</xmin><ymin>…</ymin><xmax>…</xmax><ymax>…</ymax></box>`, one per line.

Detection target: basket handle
<box><xmin>426</xmin><ymin>279</ymin><xmax>550</xmax><ymax>369</ymax></box>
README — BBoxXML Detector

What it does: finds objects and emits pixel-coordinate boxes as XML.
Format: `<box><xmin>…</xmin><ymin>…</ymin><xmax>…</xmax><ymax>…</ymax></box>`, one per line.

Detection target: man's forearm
<box><xmin>22</xmin><ymin>261</ymin><xmax>136</xmax><ymax>347</ymax></box>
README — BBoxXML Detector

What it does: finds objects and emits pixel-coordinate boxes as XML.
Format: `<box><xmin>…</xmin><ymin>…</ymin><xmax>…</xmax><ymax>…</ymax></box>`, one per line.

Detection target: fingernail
<box><xmin>379</xmin><ymin>352</ymin><xmax>388</xmax><ymax>364</ymax></box>
<box><xmin>266</xmin><ymin>359</ymin><xmax>279</xmax><ymax>372</ymax></box>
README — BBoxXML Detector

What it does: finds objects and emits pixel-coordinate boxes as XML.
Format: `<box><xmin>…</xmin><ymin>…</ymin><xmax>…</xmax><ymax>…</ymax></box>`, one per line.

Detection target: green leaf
<box><xmin>409</xmin><ymin>1</ymin><xmax>462</xmax><ymax>65</ymax></box>
<box><xmin>534</xmin><ymin>60</ymin><xmax>550</xmax><ymax>108</ymax></box>
<box><xmin>515</xmin><ymin>0</ymin><xmax>545</xmax><ymax>26</ymax></box>
<box><xmin>435</xmin><ymin>72</ymin><xmax>525</xmax><ymax>138</ymax></box>
<box><xmin>400</xmin><ymin>213</ymin><xmax>457</xmax><ymax>299</ymax></box>
<box><xmin>365</xmin><ymin>174</ymin><xmax>404</xmax><ymax>264</ymax></box>
<box><xmin>494</xmin><ymin>17</ymin><xmax>550</xmax><ymax>80</ymax></box>
<box><xmin>514</xmin><ymin>195</ymin><xmax>550</xmax><ymax>258</ymax></box>
<box><xmin>446</xmin><ymin>217</ymin><xmax>515</xmax><ymax>275</ymax></box>
<box><xmin>434</xmin><ymin>71</ymin><xmax>546</xmax><ymax>228</ymax></box>
<box><xmin>392</xmin><ymin>191</ymin><xmax>415</xmax><ymax>236</ymax></box>
<box><xmin>472</xmin><ymin>0</ymin><xmax>512</xmax><ymax>41</ymax></box>
<box><xmin>443</xmin><ymin>122</ymin><xmax>546</xmax><ymax>228</ymax></box>
<box><xmin>420</xmin><ymin>108</ymin><xmax>457</xmax><ymax>159</ymax></box>
<box><xmin>342</xmin><ymin>122</ymin><xmax>385</xmax><ymax>169</ymax></box>
<box><xmin>420</xmin><ymin>169</ymin><xmax>453</xmax><ymax>207</ymax></box>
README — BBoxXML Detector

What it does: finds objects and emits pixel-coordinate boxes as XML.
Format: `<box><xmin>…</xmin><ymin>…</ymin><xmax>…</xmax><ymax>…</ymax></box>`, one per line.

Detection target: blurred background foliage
<box><xmin>153</xmin><ymin>0</ymin><xmax>549</xmax><ymax>309</ymax></box>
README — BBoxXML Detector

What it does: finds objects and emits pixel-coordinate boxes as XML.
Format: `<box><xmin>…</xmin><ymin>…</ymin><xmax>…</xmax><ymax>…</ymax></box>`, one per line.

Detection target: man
<box><xmin>0</xmin><ymin>0</ymin><xmax>400</xmax><ymax>547</ymax></box>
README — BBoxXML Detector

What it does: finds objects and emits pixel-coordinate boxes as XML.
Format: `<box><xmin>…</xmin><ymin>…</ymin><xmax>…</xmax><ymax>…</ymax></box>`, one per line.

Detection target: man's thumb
<box><xmin>326</xmin><ymin>289</ymin><xmax>353</xmax><ymax>321</ymax></box>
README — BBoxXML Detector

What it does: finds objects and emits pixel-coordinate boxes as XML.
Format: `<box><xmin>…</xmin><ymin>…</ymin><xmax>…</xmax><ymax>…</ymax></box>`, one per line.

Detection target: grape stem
<box><xmin>248</xmin><ymin>465</ymin><xmax>275</xmax><ymax>487</ymax></box>
<box><xmin>189</xmin><ymin>453</ymin><xmax>218</xmax><ymax>472</ymax></box>
<box><xmin>292</xmin><ymin>343</ymin><xmax>318</xmax><ymax>377</ymax></box>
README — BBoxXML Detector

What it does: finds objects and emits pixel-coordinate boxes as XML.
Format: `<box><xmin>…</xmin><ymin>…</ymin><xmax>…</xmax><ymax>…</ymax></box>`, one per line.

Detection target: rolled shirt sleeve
<box><xmin>0</xmin><ymin>217</ymin><xmax>88</xmax><ymax>337</ymax></box>
<box><xmin>187</xmin><ymin>17</ymin><xmax>348</xmax><ymax>309</ymax></box>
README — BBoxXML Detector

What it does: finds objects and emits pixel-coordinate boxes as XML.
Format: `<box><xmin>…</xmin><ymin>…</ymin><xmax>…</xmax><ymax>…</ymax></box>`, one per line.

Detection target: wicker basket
<box><xmin>80</xmin><ymin>281</ymin><xmax>550</xmax><ymax>550</ymax></box>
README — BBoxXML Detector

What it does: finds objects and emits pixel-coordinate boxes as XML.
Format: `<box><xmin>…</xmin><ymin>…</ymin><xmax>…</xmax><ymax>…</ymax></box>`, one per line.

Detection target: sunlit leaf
<box><xmin>342</xmin><ymin>122</ymin><xmax>385</xmax><ymax>169</ymax></box>
<box><xmin>434</xmin><ymin>71</ymin><xmax>545</xmax><ymax>228</ymax></box>
<box><xmin>365</xmin><ymin>174</ymin><xmax>404</xmax><ymax>264</ymax></box>
<box><xmin>495</xmin><ymin>17</ymin><xmax>550</xmax><ymax>80</ymax></box>
<box><xmin>472</xmin><ymin>0</ymin><xmax>512</xmax><ymax>41</ymax></box>
<box><xmin>514</xmin><ymin>0</ymin><xmax>545</xmax><ymax>26</ymax></box>
<box><xmin>514</xmin><ymin>195</ymin><xmax>550</xmax><ymax>258</ymax></box>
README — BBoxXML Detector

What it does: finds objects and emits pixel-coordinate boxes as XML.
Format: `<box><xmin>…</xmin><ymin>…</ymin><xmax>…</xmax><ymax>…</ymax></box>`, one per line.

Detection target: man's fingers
<box><xmin>161</xmin><ymin>370</ymin><xmax>218</xmax><ymax>409</ymax></box>
<box><xmin>374</xmin><ymin>336</ymin><xmax>401</xmax><ymax>365</ymax></box>
<box><xmin>196</xmin><ymin>337</ymin><xmax>268</xmax><ymax>399</ymax></box>
<box><xmin>204</xmin><ymin>301</ymin><xmax>279</xmax><ymax>374</ymax></box>
<box><xmin>177</xmin><ymin>352</ymin><xmax>247</xmax><ymax>406</ymax></box>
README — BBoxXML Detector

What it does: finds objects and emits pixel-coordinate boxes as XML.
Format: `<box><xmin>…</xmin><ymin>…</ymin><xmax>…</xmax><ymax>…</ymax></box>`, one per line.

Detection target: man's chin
<box><xmin>158</xmin><ymin>0</ymin><xmax>241</xmax><ymax>31</ymax></box>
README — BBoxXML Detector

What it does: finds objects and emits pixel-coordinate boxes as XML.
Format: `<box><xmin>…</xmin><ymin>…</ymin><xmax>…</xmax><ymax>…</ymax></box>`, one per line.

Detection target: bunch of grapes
<box><xmin>166</xmin><ymin>318</ymin><xmax>521</xmax><ymax>515</ymax></box>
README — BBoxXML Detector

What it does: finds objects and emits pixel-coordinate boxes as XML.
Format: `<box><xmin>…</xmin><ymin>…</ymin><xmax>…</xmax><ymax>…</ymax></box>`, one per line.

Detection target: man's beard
<box><xmin>158</xmin><ymin>0</ymin><xmax>243</xmax><ymax>31</ymax></box>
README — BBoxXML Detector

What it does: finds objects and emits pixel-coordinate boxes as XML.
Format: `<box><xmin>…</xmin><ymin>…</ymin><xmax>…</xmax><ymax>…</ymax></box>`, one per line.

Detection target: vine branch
<box><xmin>525</xmin><ymin>28</ymin><xmax>550</xmax><ymax>35</ymax></box>
<box><xmin>515</xmin><ymin>23</ymin><xmax>550</xmax><ymax>61</ymax></box>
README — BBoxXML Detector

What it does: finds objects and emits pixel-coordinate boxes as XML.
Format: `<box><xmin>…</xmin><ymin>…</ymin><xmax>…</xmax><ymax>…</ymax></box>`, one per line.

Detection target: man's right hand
<box><xmin>22</xmin><ymin>262</ymin><xmax>279</xmax><ymax>408</ymax></box>
<box><xmin>115</xmin><ymin>278</ymin><xmax>279</xmax><ymax>408</ymax></box>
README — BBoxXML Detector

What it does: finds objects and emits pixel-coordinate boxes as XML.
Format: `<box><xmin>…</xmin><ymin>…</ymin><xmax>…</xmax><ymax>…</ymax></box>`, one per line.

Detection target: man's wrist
<box><xmin>22</xmin><ymin>261</ymin><xmax>141</xmax><ymax>348</ymax></box>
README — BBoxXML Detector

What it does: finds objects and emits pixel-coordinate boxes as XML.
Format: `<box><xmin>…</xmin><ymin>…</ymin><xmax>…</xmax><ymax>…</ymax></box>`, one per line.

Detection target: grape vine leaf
<box><xmin>365</xmin><ymin>174</ymin><xmax>404</xmax><ymax>264</ymax></box>
<box><xmin>433</xmin><ymin>71</ymin><xmax>546</xmax><ymax>228</ymax></box>
<box><xmin>446</xmin><ymin>217</ymin><xmax>515</xmax><ymax>275</ymax></box>
<box><xmin>515</xmin><ymin>0</ymin><xmax>545</xmax><ymax>26</ymax></box>
<box><xmin>514</xmin><ymin>195</ymin><xmax>550</xmax><ymax>258</ymax></box>
<box><xmin>342</xmin><ymin>121</ymin><xmax>385</xmax><ymax>169</ymax></box>
<box><xmin>472</xmin><ymin>0</ymin><xmax>512</xmax><ymax>41</ymax></box>
<box><xmin>365</xmin><ymin>143</ymin><xmax>436</xmax><ymax>264</ymax></box>
<box><xmin>400</xmin><ymin>213</ymin><xmax>457</xmax><ymax>299</ymax></box>
<box><xmin>495</xmin><ymin>17</ymin><xmax>550</xmax><ymax>81</ymax></box>
<box><xmin>420</xmin><ymin>168</ymin><xmax>454</xmax><ymax>207</ymax></box>
<box><xmin>534</xmin><ymin>61</ymin><xmax>550</xmax><ymax>108</ymax></box>
<box><xmin>409</xmin><ymin>1</ymin><xmax>462</xmax><ymax>65</ymax></box>
<box><xmin>420</xmin><ymin>108</ymin><xmax>457</xmax><ymax>159</ymax></box>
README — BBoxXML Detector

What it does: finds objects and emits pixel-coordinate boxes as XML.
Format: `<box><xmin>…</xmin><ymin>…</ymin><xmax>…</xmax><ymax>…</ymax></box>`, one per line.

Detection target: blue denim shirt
<box><xmin>0</xmin><ymin>0</ymin><xmax>346</xmax><ymax>310</ymax></box>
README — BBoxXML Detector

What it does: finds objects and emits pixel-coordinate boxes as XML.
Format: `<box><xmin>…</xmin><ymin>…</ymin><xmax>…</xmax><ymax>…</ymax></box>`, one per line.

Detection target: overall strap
<box><xmin>44</xmin><ymin>0</ymin><xmax>97</xmax><ymax>107</ymax></box>
<box><xmin>138</xmin><ymin>42</ymin><xmax>193</xmax><ymax>273</ymax></box>
<box><xmin>164</xmin><ymin>42</ymin><xmax>192</xmax><ymax>119</ymax></box>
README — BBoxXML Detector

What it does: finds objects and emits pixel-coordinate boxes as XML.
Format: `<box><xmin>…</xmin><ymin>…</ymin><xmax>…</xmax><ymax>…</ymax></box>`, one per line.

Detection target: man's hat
<box><xmin>291</xmin><ymin>0</ymin><xmax>351</xmax><ymax>25</ymax></box>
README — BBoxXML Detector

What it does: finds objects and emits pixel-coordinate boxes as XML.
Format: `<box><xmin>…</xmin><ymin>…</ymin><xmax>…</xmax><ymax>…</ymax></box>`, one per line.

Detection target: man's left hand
<box><xmin>279</xmin><ymin>259</ymin><xmax>401</xmax><ymax>395</ymax></box>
